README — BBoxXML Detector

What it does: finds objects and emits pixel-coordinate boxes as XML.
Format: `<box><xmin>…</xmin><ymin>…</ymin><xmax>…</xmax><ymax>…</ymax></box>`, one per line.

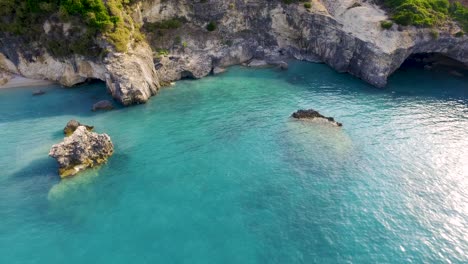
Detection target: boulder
<box><xmin>92</xmin><ymin>100</ymin><xmax>114</xmax><ymax>111</ymax></box>
<box><xmin>269</xmin><ymin>61</ymin><xmax>288</xmax><ymax>70</ymax></box>
<box><xmin>247</xmin><ymin>59</ymin><xmax>268</xmax><ymax>67</ymax></box>
<box><xmin>292</xmin><ymin>109</ymin><xmax>342</xmax><ymax>126</ymax></box>
<box><xmin>49</xmin><ymin>126</ymin><xmax>114</xmax><ymax>178</ymax></box>
<box><xmin>212</xmin><ymin>66</ymin><xmax>226</xmax><ymax>75</ymax></box>
<box><xmin>0</xmin><ymin>71</ymin><xmax>12</xmax><ymax>86</ymax></box>
<box><xmin>277</xmin><ymin>61</ymin><xmax>288</xmax><ymax>70</ymax></box>
<box><xmin>64</xmin><ymin>119</ymin><xmax>93</xmax><ymax>136</ymax></box>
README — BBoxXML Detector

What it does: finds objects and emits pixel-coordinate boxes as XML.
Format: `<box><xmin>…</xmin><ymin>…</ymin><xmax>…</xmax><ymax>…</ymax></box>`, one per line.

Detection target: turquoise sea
<box><xmin>0</xmin><ymin>61</ymin><xmax>467</xmax><ymax>263</ymax></box>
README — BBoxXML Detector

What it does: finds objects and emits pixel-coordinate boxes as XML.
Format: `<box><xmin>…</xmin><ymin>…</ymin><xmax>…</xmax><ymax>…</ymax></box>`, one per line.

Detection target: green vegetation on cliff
<box><xmin>0</xmin><ymin>0</ymin><xmax>141</xmax><ymax>55</ymax></box>
<box><xmin>384</xmin><ymin>0</ymin><xmax>468</xmax><ymax>31</ymax></box>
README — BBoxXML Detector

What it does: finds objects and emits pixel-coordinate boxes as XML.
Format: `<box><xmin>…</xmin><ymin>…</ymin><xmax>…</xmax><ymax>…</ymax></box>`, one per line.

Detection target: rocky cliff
<box><xmin>140</xmin><ymin>0</ymin><xmax>467</xmax><ymax>87</ymax></box>
<box><xmin>0</xmin><ymin>33</ymin><xmax>159</xmax><ymax>105</ymax></box>
<box><xmin>0</xmin><ymin>0</ymin><xmax>466</xmax><ymax>105</ymax></box>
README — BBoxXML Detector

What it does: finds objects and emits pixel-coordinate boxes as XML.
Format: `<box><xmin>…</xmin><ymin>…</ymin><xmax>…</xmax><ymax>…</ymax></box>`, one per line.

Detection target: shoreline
<box><xmin>0</xmin><ymin>75</ymin><xmax>55</xmax><ymax>89</ymax></box>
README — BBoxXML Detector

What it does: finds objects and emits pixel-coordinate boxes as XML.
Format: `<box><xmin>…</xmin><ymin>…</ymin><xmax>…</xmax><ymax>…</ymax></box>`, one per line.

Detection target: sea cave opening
<box><xmin>180</xmin><ymin>70</ymin><xmax>196</xmax><ymax>79</ymax></box>
<box><xmin>399</xmin><ymin>53</ymin><xmax>467</xmax><ymax>78</ymax></box>
<box><xmin>73</xmin><ymin>78</ymin><xmax>106</xmax><ymax>86</ymax></box>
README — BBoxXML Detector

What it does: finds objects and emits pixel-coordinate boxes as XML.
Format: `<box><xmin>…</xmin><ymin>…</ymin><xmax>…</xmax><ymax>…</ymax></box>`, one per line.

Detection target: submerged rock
<box><xmin>49</xmin><ymin>126</ymin><xmax>114</xmax><ymax>178</ymax></box>
<box><xmin>32</xmin><ymin>90</ymin><xmax>45</xmax><ymax>96</ymax></box>
<box><xmin>92</xmin><ymin>100</ymin><xmax>114</xmax><ymax>111</ymax></box>
<box><xmin>64</xmin><ymin>119</ymin><xmax>93</xmax><ymax>136</ymax></box>
<box><xmin>450</xmin><ymin>70</ymin><xmax>464</xmax><ymax>77</ymax></box>
<box><xmin>292</xmin><ymin>109</ymin><xmax>342</xmax><ymax>126</ymax></box>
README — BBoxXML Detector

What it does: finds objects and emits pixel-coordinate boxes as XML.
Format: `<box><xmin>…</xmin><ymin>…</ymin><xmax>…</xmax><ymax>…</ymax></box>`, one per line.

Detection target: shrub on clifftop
<box><xmin>384</xmin><ymin>0</ymin><xmax>468</xmax><ymax>31</ymax></box>
<box><xmin>206</xmin><ymin>21</ymin><xmax>217</xmax><ymax>31</ymax></box>
<box><xmin>0</xmin><ymin>0</ymin><xmax>141</xmax><ymax>54</ymax></box>
<box><xmin>381</xmin><ymin>20</ymin><xmax>394</xmax><ymax>29</ymax></box>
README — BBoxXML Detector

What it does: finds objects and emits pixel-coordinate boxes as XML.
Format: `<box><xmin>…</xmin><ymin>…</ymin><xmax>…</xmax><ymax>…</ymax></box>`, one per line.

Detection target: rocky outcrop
<box><xmin>92</xmin><ymin>100</ymin><xmax>114</xmax><ymax>111</ymax></box>
<box><xmin>0</xmin><ymin>37</ymin><xmax>159</xmax><ymax>105</ymax></box>
<box><xmin>292</xmin><ymin>109</ymin><xmax>343</xmax><ymax>126</ymax></box>
<box><xmin>49</xmin><ymin>126</ymin><xmax>114</xmax><ymax>178</ymax></box>
<box><xmin>64</xmin><ymin>119</ymin><xmax>93</xmax><ymax>136</ymax></box>
<box><xmin>104</xmin><ymin>42</ymin><xmax>160</xmax><ymax>105</ymax></box>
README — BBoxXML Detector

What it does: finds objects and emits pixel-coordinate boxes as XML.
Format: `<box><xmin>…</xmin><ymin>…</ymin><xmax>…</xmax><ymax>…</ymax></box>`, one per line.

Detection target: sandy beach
<box><xmin>0</xmin><ymin>75</ymin><xmax>55</xmax><ymax>89</ymax></box>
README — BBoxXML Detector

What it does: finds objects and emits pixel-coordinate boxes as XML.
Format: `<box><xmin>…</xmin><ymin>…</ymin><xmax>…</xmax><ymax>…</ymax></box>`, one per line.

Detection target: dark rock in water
<box><xmin>32</xmin><ymin>90</ymin><xmax>45</xmax><ymax>96</ymax></box>
<box><xmin>49</xmin><ymin>126</ymin><xmax>114</xmax><ymax>178</ymax></box>
<box><xmin>424</xmin><ymin>65</ymin><xmax>432</xmax><ymax>70</ymax></box>
<box><xmin>278</xmin><ymin>61</ymin><xmax>288</xmax><ymax>70</ymax></box>
<box><xmin>64</xmin><ymin>119</ymin><xmax>94</xmax><ymax>136</ymax></box>
<box><xmin>450</xmin><ymin>70</ymin><xmax>464</xmax><ymax>77</ymax></box>
<box><xmin>269</xmin><ymin>61</ymin><xmax>288</xmax><ymax>70</ymax></box>
<box><xmin>292</xmin><ymin>109</ymin><xmax>342</xmax><ymax>126</ymax></box>
<box><xmin>92</xmin><ymin>100</ymin><xmax>114</xmax><ymax>111</ymax></box>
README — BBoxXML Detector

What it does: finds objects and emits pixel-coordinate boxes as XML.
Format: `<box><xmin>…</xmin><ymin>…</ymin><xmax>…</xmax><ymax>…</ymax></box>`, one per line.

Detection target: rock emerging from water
<box><xmin>64</xmin><ymin>119</ymin><xmax>93</xmax><ymax>136</ymax></box>
<box><xmin>32</xmin><ymin>90</ymin><xmax>45</xmax><ymax>96</ymax></box>
<box><xmin>212</xmin><ymin>66</ymin><xmax>226</xmax><ymax>75</ymax></box>
<box><xmin>92</xmin><ymin>100</ymin><xmax>114</xmax><ymax>111</ymax></box>
<box><xmin>292</xmin><ymin>109</ymin><xmax>342</xmax><ymax>126</ymax></box>
<box><xmin>49</xmin><ymin>126</ymin><xmax>114</xmax><ymax>178</ymax></box>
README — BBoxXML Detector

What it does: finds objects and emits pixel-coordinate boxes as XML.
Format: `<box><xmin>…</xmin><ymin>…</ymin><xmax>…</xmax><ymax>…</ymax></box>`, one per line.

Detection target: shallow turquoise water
<box><xmin>0</xmin><ymin>61</ymin><xmax>467</xmax><ymax>263</ymax></box>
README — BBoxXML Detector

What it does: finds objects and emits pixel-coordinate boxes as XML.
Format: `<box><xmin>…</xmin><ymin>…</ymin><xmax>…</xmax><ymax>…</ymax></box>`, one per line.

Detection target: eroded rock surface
<box><xmin>0</xmin><ymin>33</ymin><xmax>159</xmax><ymax>105</ymax></box>
<box><xmin>64</xmin><ymin>120</ymin><xmax>93</xmax><ymax>136</ymax></box>
<box><xmin>141</xmin><ymin>0</ymin><xmax>467</xmax><ymax>87</ymax></box>
<box><xmin>92</xmin><ymin>100</ymin><xmax>114</xmax><ymax>111</ymax></box>
<box><xmin>292</xmin><ymin>109</ymin><xmax>343</xmax><ymax>126</ymax></box>
<box><xmin>50</xmin><ymin>126</ymin><xmax>114</xmax><ymax>178</ymax></box>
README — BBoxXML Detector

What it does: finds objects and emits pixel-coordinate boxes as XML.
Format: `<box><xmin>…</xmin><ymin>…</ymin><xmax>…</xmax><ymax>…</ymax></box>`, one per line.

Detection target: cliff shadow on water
<box><xmin>386</xmin><ymin>54</ymin><xmax>468</xmax><ymax>99</ymax></box>
<box><xmin>0</xmin><ymin>79</ymin><xmax>124</xmax><ymax>123</ymax></box>
<box><xmin>399</xmin><ymin>53</ymin><xmax>468</xmax><ymax>76</ymax></box>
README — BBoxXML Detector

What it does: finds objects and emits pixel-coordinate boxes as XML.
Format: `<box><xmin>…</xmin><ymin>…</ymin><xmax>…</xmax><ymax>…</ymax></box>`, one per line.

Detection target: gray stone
<box><xmin>64</xmin><ymin>119</ymin><xmax>93</xmax><ymax>136</ymax></box>
<box><xmin>92</xmin><ymin>100</ymin><xmax>114</xmax><ymax>111</ymax></box>
<box><xmin>213</xmin><ymin>66</ymin><xmax>226</xmax><ymax>75</ymax></box>
<box><xmin>247</xmin><ymin>59</ymin><xmax>269</xmax><ymax>67</ymax></box>
<box><xmin>49</xmin><ymin>126</ymin><xmax>114</xmax><ymax>178</ymax></box>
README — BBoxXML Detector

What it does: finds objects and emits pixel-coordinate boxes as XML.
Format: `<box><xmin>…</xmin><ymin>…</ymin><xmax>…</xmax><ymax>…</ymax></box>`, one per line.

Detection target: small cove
<box><xmin>0</xmin><ymin>61</ymin><xmax>467</xmax><ymax>263</ymax></box>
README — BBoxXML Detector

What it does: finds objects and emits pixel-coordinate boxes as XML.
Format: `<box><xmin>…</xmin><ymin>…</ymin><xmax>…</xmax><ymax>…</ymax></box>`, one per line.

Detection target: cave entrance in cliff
<box><xmin>68</xmin><ymin>78</ymin><xmax>106</xmax><ymax>87</ymax></box>
<box><xmin>399</xmin><ymin>53</ymin><xmax>467</xmax><ymax>77</ymax></box>
<box><xmin>75</xmin><ymin>78</ymin><xmax>105</xmax><ymax>86</ymax></box>
<box><xmin>180</xmin><ymin>70</ymin><xmax>196</xmax><ymax>80</ymax></box>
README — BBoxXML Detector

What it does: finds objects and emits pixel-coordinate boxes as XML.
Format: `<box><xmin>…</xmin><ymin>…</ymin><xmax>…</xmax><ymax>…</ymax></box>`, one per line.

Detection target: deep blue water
<box><xmin>0</xmin><ymin>61</ymin><xmax>467</xmax><ymax>263</ymax></box>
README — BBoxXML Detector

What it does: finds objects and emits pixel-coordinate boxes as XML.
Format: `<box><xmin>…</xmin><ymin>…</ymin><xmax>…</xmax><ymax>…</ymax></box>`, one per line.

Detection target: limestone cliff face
<box><xmin>104</xmin><ymin>42</ymin><xmax>160</xmax><ymax>105</ymax></box>
<box><xmin>141</xmin><ymin>0</ymin><xmax>467</xmax><ymax>87</ymax></box>
<box><xmin>0</xmin><ymin>0</ymin><xmax>466</xmax><ymax>106</ymax></box>
<box><xmin>0</xmin><ymin>35</ymin><xmax>159</xmax><ymax>105</ymax></box>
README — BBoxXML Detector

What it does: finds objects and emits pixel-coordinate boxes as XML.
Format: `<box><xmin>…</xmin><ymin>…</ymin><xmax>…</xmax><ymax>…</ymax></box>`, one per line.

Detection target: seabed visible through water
<box><xmin>0</xmin><ymin>61</ymin><xmax>467</xmax><ymax>263</ymax></box>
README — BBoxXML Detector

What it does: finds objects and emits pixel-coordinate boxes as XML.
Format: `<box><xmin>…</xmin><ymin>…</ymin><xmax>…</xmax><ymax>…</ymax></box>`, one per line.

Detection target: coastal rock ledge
<box><xmin>292</xmin><ymin>109</ymin><xmax>343</xmax><ymax>127</ymax></box>
<box><xmin>49</xmin><ymin>126</ymin><xmax>114</xmax><ymax>178</ymax></box>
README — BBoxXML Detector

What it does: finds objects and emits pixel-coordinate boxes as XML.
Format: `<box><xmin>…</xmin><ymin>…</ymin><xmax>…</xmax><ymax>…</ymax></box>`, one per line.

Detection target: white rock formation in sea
<box><xmin>49</xmin><ymin>126</ymin><xmax>114</xmax><ymax>178</ymax></box>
